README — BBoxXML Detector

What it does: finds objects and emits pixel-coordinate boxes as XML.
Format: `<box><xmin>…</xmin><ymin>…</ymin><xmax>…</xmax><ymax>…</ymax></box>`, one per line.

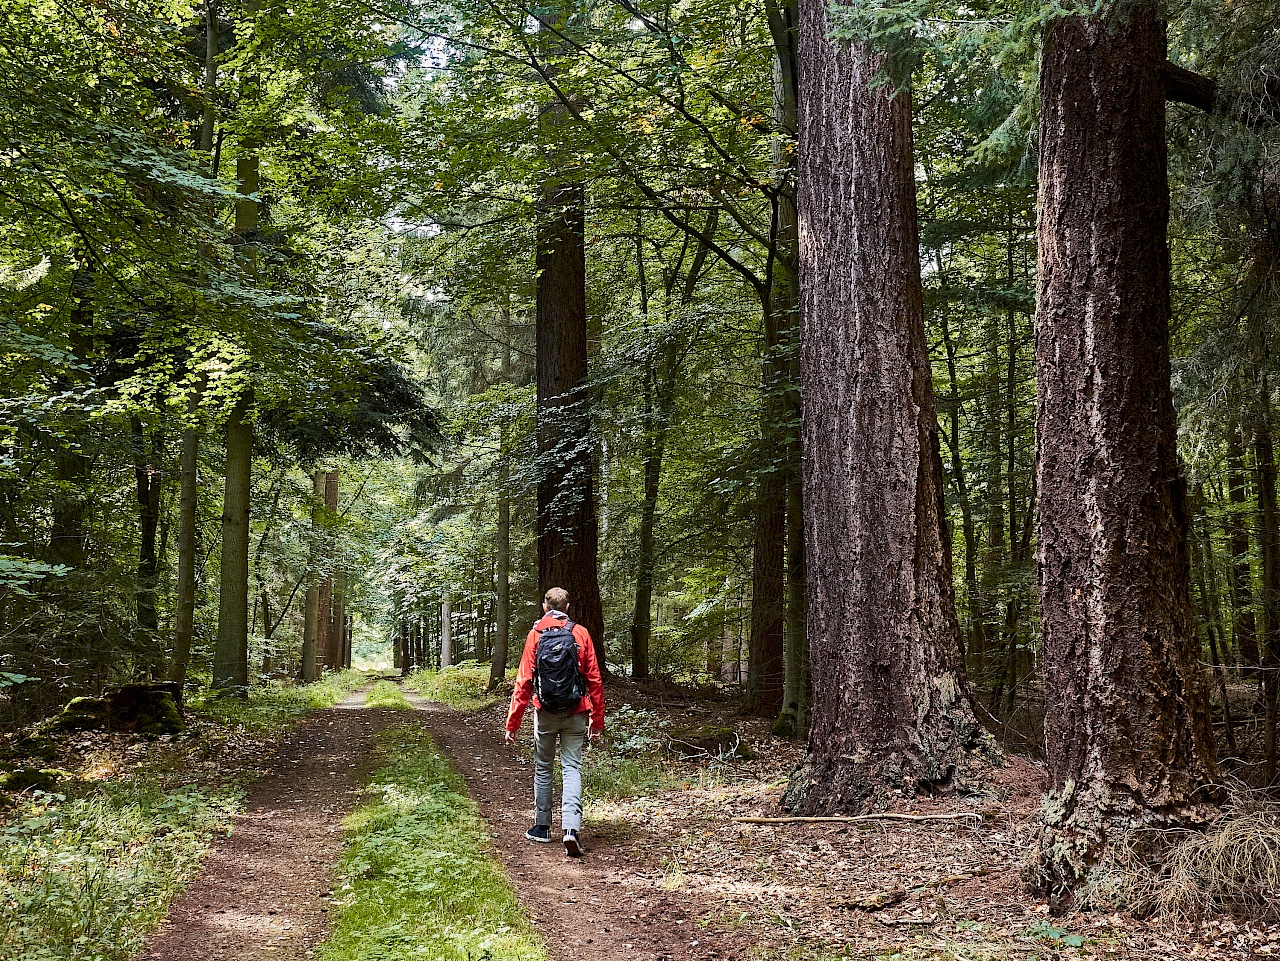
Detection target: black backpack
<box><xmin>534</xmin><ymin>619</ymin><xmax>586</xmax><ymax>714</ymax></box>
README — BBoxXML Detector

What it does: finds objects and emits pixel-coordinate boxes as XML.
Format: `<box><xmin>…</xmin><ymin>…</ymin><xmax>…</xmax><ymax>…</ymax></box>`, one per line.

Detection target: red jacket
<box><xmin>505</xmin><ymin>611</ymin><xmax>605</xmax><ymax>736</ymax></box>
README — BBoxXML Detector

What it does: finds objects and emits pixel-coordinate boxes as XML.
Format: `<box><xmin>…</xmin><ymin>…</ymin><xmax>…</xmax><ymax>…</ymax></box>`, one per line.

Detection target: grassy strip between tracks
<box><xmin>319</xmin><ymin>722</ymin><xmax>546</xmax><ymax>961</ymax></box>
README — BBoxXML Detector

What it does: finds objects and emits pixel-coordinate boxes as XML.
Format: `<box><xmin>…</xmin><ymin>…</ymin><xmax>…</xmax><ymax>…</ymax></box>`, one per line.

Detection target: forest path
<box><xmin>139</xmin><ymin>689</ymin><xmax>402</xmax><ymax>961</ymax></box>
<box><xmin>408</xmin><ymin>693</ymin><xmax>746</xmax><ymax>961</ymax></box>
<box><xmin>139</xmin><ymin>687</ymin><xmax>745</xmax><ymax>961</ymax></box>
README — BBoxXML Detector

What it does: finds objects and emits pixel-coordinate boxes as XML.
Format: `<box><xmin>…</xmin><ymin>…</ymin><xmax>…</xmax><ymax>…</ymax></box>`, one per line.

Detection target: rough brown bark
<box><xmin>536</xmin><ymin>180</ymin><xmax>606</xmax><ymax>665</ymax></box>
<box><xmin>785</xmin><ymin>9</ymin><xmax>985</xmax><ymax>814</ymax></box>
<box><xmin>1034</xmin><ymin>4</ymin><xmax>1219</xmax><ymax>904</ymax></box>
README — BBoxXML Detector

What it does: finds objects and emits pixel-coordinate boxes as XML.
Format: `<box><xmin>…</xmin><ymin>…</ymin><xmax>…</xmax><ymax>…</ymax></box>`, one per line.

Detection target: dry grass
<box><xmin>1084</xmin><ymin>792</ymin><xmax>1280</xmax><ymax>925</ymax></box>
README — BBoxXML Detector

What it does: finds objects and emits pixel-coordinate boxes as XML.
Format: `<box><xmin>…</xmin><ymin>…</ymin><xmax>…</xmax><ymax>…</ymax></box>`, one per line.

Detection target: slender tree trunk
<box><xmin>299</xmin><ymin>471</ymin><xmax>323</xmax><ymax>683</ymax></box>
<box><xmin>1226</xmin><ymin>421</ymin><xmax>1259</xmax><ymax>667</ymax></box>
<box><xmin>786</xmin><ymin>9</ymin><xmax>985</xmax><ymax>813</ymax></box>
<box><xmin>767</xmin><ymin>0</ymin><xmax>807</xmax><ymax>736</ymax></box>
<box><xmin>631</xmin><ymin>429</ymin><xmax>662</xmax><ymax>680</ymax></box>
<box><xmin>172</xmin><ymin>3</ymin><xmax>215</xmax><ymax>692</ymax></box>
<box><xmin>48</xmin><ymin>283</ymin><xmax>93</xmax><ymax>572</ymax></box>
<box><xmin>777</xmin><ymin>470</ymin><xmax>808</xmax><ymax>736</ymax></box>
<box><xmin>940</xmin><ymin>312</ymin><xmax>980</xmax><ymax>663</ymax></box>
<box><xmin>131</xmin><ymin>418</ymin><xmax>162</xmax><ymax>655</ymax></box>
<box><xmin>978</xmin><ymin>315</ymin><xmax>1008</xmax><ymax>687</ymax></box>
<box><xmin>1254</xmin><ymin>396</ymin><xmax>1280</xmax><ymax>783</ymax></box>
<box><xmin>440</xmin><ymin>595</ymin><xmax>453</xmax><ymax>668</ymax></box>
<box><xmin>1190</xmin><ymin>490</ymin><xmax>1239</xmax><ymax>757</ymax></box>
<box><xmin>489</xmin><ymin>478</ymin><xmax>511</xmax><ymax>691</ymax></box>
<box><xmin>1034</xmin><ymin>4</ymin><xmax>1218</xmax><ymax>903</ymax></box>
<box><xmin>213</xmin><ymin>394</ymin><xmax>252</xmax><ymax>690</ymax></box>
<box><xmin>331</xmin><ymin>569</ymin><xmax>347</xmax><ymax>673</ymax></box>
<box><xmin>745</xmin><ymin>467</ymin><xmax>785</xmax><ymax>714</ymax></box>
<box><xmin>316</xmin><ymin>472</ymin><xmax>337</xmax><ymax>670</ymax></box>
<box><xmin>169</xmin><ymin>388</ymin><xmax>203</xmax><ymax>692</ymax></box>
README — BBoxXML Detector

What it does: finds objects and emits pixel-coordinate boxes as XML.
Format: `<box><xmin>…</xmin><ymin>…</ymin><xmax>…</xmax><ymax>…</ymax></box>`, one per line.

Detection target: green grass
<box><xmin>403</xmin><ymin>661</ymin><xmax>503</xmax><ymax>711</ymax></box>
<box><xmin>0</xmin><ymin>781</ymin><xmax>242</xmax><ymax>961</ymax></box>
<box><xmin>187</xmin><ymin>669</ymin><xmax>370</xmax><ymax>730</ymax></box>
<box><xmin>583</xmin><ymin>750</ymin><xmax>687</xmax><ymax>800</ymax></box>
<box><xmin>0</xmin><ymin>671</ymin><xmax>372</xmax><ymax>960</ymax></box>
<box><xmin>363</xmin><ymin>680</ymin><xmax>413</xmax><ymax>711</ymax></box>
<box><xmin>319</xmin><ymin>723</ymin><xmax>547</xmax><ymax>961</ymax></box>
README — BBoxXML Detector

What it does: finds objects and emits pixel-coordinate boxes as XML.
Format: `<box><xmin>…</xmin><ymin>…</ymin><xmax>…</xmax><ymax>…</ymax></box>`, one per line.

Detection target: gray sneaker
<box><xmin>563</xmin><ymin>829</ymin><xmax>582</xmax><ymax>857</ymax></box>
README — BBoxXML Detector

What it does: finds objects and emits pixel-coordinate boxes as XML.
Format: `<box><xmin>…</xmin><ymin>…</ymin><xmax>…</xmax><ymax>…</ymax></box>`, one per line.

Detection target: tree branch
<box><xmin>1162</xmin><ymin>61</ymin><xmax>1216</xmax><ymax>113</ymax></box>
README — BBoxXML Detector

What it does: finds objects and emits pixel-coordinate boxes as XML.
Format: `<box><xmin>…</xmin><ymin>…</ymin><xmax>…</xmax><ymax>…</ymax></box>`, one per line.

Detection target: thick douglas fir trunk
<box><xmin>785</xmin><ymin>5</ymin><xmax>986</xmax><ymax>813</ymax></box>
<box><xmin>536</xmin><ymin>181</ymin><xmax>606</xmax><ymax>664</ymax></box>
<box><xmin>1034</xmin><ymin>3</ymin><xmax>1219</xmax><ymax>904</ymax></box>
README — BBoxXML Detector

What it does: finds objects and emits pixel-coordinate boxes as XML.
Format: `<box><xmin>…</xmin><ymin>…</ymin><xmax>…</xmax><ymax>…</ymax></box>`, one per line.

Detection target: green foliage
<box><xmin>187</xmin><ymin>670</ymin><xmax>369</xmax><ymax>731</ymax></box>
<box><xmin>403</xmin><ymin>663</ymin><xmax>501</xmax><ymax>711</ymax></box>
<box><xmin>363</xmin><ymin>680</ymin><xmax>413</xmax><ymax>710</ymax></box>
<box><xmin>0</xmin><ymin>782</ymin><xmax>243</xmax><ymax>961</ymax></box>
<box><xmin>319</xmin><ymin>724</ymin><xmax>546</xmax><ymax>961</ymax></box>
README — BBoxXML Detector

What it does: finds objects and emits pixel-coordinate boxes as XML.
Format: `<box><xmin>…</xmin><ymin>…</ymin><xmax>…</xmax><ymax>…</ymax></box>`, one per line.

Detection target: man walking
<box><xmin>505</xmin><ymin>587</ymin><xmax>605</xmax><ymax>856</ymax></box>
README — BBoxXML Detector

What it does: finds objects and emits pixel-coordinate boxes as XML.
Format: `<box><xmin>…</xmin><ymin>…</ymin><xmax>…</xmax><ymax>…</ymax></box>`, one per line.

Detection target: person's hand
<box><xmin>504</xmin><ymin>729</ymin><xmax>517</xmax><ymax>745</ymax></box>
<box><xmin>588</xmin><ymin>728</ymin><xmax>603</xmax><ymax>741</ymax></box>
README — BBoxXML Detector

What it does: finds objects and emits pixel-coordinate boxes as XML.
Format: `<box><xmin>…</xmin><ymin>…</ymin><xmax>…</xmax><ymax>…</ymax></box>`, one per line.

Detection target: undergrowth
<box><xmin>1082</xmin><ymin>791</ymin><xmax>1280</xmax><ymax>923</ymax></box>
<box><xmin>0</xmin><ymin>780</ymin><xmax>242</xmax><ymax>960</ymax></box>
<box><xmin>0</xmin><ymin>671</ymin><xmax>370</xmax><ymax>960</ymax></box>
<box><xmin>404</xmin><ymin>661</ymin><xmax>502</xmax><ymax>710</ymax></box>
<box><xmin>187</xmin><ymin>669</ymin><xmax>369</xmax><ymax>730</ymax></box>
<box><xmin>363</xmin><ymin>680</ymin><xmax>412</xmax><ymax>711</ymax></box>
<box><xmin>320</xmin><ymin>723</ymin><xmax>546</xmax><ymax>961</ymax></box>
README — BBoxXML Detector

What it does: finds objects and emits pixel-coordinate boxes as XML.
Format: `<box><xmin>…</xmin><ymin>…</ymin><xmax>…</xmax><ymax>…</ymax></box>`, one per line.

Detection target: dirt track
<box><xmin>140</xmin><ymin>689</ymin><xmax>744</xmax><ymax>961</ymax></box>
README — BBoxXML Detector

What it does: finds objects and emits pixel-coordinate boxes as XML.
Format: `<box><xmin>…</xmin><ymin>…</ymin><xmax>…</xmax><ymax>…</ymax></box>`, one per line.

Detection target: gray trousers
<box><xmin>533</xmin><ymin>709</ymin><xmax>588</xmax><ymax>832</ymax></box>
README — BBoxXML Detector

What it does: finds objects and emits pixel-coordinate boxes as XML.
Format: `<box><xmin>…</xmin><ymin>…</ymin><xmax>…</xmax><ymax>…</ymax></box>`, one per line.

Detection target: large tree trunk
<box><xmin>213</xmin><ymin>394</ymin><xmax>252</xmax><ymax>690</ymax></box>
<box><xmin>535</xmin><ymin>180</ymin><xmax>606</xmax><ymax>664</ymax></box>
<box><xmin>785</xmin><ymin>8</ymin><xmax>984</xmax><ymax>814</ymax></box>
<box><xmin>1034</xmin><ymin>4</ymin><xmax>1219</xmax><ymax>904</ymax></box>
